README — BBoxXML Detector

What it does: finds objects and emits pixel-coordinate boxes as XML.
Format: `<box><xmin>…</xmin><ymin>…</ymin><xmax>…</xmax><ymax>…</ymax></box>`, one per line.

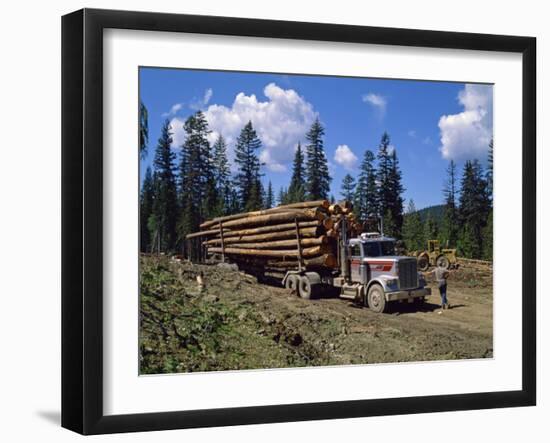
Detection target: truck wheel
<box><xmin>298</xmin><ymin>276</ymin><xmax>317</xmax><ymax>299</ymax></box>
<box><xmin>285</xmin><ymin>274</ymin><xmax>299</xmax><ymax>293</ymax></box>
<box><xmin>417</xmin><ymin>253</ymin><xmax>430</xmax><ymax>271</ymax></box>
<box><xmin>436</xmin><ymin>255</ymin><xmax>450</xmax><ymax>269</ymax></box>
<box><xmin>367</xmin><ymin>284</ymin><xmax>387</xmax><ymax>313</ymax></box>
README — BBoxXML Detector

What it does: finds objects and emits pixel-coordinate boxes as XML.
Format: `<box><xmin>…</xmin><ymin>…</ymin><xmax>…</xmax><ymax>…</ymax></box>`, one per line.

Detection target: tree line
<box><xmin>140</xmin><ymin>98</ymin><xmax>492</xmax><ymax>261</ymax></box>
<box><xmin>139</xmin><ymin>104</ymin><xmax>334</xmax><ymax>253</ymax></box>
<box><xmin>401</xmin><ymin>140</ymin><xmax>493</xmax><ymax>260</ymax></box>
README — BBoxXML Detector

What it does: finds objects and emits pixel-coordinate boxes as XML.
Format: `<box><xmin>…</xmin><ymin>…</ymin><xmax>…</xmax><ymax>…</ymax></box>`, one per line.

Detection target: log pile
<box><xmin>186</xmin><ymin>200</ymin><xmax>362</xmax><ymax>272</ymax></box>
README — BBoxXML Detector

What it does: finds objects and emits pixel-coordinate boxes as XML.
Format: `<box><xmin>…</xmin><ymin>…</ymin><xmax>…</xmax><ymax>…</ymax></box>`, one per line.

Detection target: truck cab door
<box><xmin>350</xmin><ymin>243</ymin><xmax>362</xmax><ymax>282</ymax></box>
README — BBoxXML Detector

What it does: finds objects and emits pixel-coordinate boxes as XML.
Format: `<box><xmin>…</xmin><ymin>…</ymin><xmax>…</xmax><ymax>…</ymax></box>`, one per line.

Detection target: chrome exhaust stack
<box><xmin>340</xmin><ymin>215</ymin><xmax>350</xmax><ymax>281</ymax></box>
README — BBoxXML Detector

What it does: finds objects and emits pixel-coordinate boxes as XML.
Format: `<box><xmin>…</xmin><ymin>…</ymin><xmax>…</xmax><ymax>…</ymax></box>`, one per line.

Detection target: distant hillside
<box><xmin>414</xmin><ymin>204</ymin><xmax>445</xmax><ymax>223</ymax></box>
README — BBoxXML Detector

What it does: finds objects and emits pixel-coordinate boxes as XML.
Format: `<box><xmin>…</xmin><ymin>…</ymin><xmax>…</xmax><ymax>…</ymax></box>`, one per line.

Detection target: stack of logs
<box><xmin>185</xmin><ymin>200</ymin><xmax>362</xmax><ymax>272</ymax></box>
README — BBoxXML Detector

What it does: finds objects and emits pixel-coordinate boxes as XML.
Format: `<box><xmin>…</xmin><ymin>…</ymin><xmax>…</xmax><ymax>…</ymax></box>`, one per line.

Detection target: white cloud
<box><xmin>168</xmin><ymin>116</ymin><xmax>187</xmax><ymax>149</ymax></box>
<box><xmin>203</xmin><ymin>88</ymin><xmax>213</xmax><ymax>105</ymax></box>
<box><xmin>408</xmin><ymin>130</ymin><xmax>417</xmax><ymax>138</ymax></box>
<box><xmin>438</xmin><ymin>84</ymin><xmax>493</xmax><ymax>161</ymax></box>
<box><xmin>334</xmin><ymin>144</ymin><xmax>358</xmax><ymax>170</ymax></box>
<box><xmin>190</xmin><ymin>83</ymin><xmax>317</xmax><ymax>172</ymax></box>
<box><xmin>164</xmin><ymin>88</ymin><xmax>214</xmax><ymax>119</ymax></box>
<box><xmin>362</xmin><ymin>93</ymin><xmax>387</xmax><ymax>115</ymax></box>
<box><xmin>162</xmin><ymin>102</ymin><xmax>184</xmax><ymax>118</ymax></box>
<box><xmin>190</xmin><ymin>88</ymin><xmax>214</xmax><ymax>110</ymax></box>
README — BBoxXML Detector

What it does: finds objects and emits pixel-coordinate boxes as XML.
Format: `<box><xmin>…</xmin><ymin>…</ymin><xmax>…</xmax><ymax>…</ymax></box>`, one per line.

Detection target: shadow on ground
<box><xmin>36</xmin><ymin>410</ymin><xmax>60</xmax><ymax>426</ymax></box>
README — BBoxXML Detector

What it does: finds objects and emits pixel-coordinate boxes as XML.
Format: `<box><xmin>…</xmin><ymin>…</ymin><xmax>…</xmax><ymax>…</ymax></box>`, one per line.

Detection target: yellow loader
<box><xmin>410</xmin><ymin>240</ymin><xmax>457</xmax><ymax>271</ymax></box>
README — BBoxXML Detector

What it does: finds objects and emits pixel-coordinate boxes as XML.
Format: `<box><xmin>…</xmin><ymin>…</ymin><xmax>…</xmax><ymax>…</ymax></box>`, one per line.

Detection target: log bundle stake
<box><xmin>295</xmin><ymin>217</ymin><xmax>303</xmax><ymax>272</ymax></box>
<box><xmin>219</xmin><ymin>221</ymin><xmax>225</xmax><ymax>263</ymax></box>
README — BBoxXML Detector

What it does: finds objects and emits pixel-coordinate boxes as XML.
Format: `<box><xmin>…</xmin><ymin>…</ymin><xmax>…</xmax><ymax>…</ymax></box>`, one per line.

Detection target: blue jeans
<box><xmin>439</xmin><ymin>284</ymin><xmax>448</xmax><ymax>306</ymax></box>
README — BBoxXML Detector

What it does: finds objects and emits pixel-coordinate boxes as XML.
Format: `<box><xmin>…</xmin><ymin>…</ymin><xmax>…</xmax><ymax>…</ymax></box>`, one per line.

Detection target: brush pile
<box><xmin>186</xmin><ymin>200</ymin><xmax>362</xmax><ymax>272</ymax></box>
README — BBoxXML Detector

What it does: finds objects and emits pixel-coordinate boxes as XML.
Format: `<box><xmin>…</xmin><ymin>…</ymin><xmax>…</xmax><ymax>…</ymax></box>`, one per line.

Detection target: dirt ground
<box><xmin>139</xmin><ymin>256</ymin><xmax>493</xmax><ymax>374</ymax></box>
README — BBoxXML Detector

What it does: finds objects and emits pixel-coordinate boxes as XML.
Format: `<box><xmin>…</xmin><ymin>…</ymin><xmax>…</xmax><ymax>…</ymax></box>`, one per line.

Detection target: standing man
<box><xmin>425</xmin><ymin>265</ymin><xmax>451</xmax><ymax>310</ymax></box>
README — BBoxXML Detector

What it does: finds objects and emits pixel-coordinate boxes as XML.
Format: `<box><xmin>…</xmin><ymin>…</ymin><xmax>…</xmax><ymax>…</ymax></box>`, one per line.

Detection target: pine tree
<box><xmin>458</xmin><ymin>223</ymin><xmax>478</xmax><ymax>259</ymax></box>
<box><xmin>340</xmin><ymin>174</ymin><xmax>356</xmax><ymax>201</ymax></box>
<box><xmin>482</xmin><ymin>209</ymin><xmax>493</xmax><ymax>260</ymax></box>
<box><xmin>246</xmin><ymin>173</ymin><xmax>264</xmax><ymax>212</ymax></box>
<box><xmin>257</xmin><ymin>180</ymin><xmax>266</xmax><ymax>211</ymax></box>
<box><xmin>483</xmin><ymin>140</ymin><xmax>494</xmax><ymax>260</ymax></box>
<box><xmin>440</xmin><ymin>160</ymin><xmax>458</xmax><ymax>247</ymax></box>
<box><xmin>402</xmin><ymin>199</ymin><xmax>424</xmax><ymax>251</ymax></box>
<box><xmin>228</xmin><ymin>188</ymin><xmax>241</xmax><ymax>215</ymax></box>
<box><xmin>264</xmin><ymin>181</ymin><xmax>275</xmax><ymax>209</ymax></box>
<box><xmin>212</xmin><ymin>135</ymin><xmax>232</xmax><ymax>215</ymax></box>
<box><xmin>457</xmin><ymin>159</ymin><xmax>490</xmax><ymax>258</ymax></box>
<box><xmin>139</xmin><ymin>166</ymin><xmax>155</xmax><ymax>252</ymax></box>
<box><xmin>234</xmin><ymin>121</ymin><xmax>263</xmax><ymax>211</ymax></box>
<box><xmin>179</xmin><ymin>111</ymin><xmax>215</xmax><ymax>237</ymax></box>
<box><xmin>148</xmin><ymin>172</ymin><xmax>161</xmax><ymax>253</ymax></box>
<box><xmin>376</xmin><ymin>133</ymin><xmax>404</xmax><ymax>238</ymax></box>
<box><xmin>383</xmin><ymin>208</ymin><xmax>396</xmax><ymax>238</ymax></box>
<box><xmin>376</xmin><ymin>132</ymin><xmax>392</xmax><ymax>218</ymax></box>
<box><xmin>152</xmin><ymin>120</ymin><xmax>178</xmax><ymax>252</ymax></box>
<box><xmin>354</xmin><ymin>149</ymin><xmax>378</xmax><ymax>221</ymax></box>
<box><xmin>387</xmin><ymin>149</ymin><xmax>405</xmax><ymax>236</ymax></box>
<box><xmin>424</xmin><ymin>212</ymin><xmax>439</xmax><ymax>241</ymax></box>
<box><xmin>277</xmin><ymin>187</ymin><xmax>288</xmax><ymax>206</ymax></box>
<box><xmin>487</xmin><ymin>139</ymin><xmax>494</xmax><ymax>202</ymax></box>
<box><xmin>305</xmin><ymin>118</ymin><xmax>331</xmax><ymax>200</ymax></box>
<box><xmin>198</xmin><ymin>113</ymin><xmax>217</xmax><ymax>220</ymax></box>
<box><xmin>139</xmin><ymin>101</ymin><xmax>148</xmax><ymax>159</ymax></box>
<box><xmin>287</xmin><ymin>143</ymin><xmax>306</xmax><ymax>203</ymax></box>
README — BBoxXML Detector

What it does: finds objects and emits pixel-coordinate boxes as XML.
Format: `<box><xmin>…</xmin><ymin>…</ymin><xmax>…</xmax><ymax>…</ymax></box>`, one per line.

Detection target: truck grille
<box><xmin>398</xmin><ymin>258</ymin><xmax>418</xmax><ymax>290</ymax></box>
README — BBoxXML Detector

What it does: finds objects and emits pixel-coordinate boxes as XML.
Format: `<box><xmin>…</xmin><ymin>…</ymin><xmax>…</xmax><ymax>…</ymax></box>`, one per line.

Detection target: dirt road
<box><xmin>140</xmin><ymin>256</ymin><xmax>493</xmax><ymax>374</ymax></box>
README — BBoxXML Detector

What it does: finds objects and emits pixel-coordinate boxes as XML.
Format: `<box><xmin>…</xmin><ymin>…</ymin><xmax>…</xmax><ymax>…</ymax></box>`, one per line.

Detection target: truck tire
<box><xmin>417</xmin><ymin>253</ymin><xmax>430</xmax><ymax>271</ymax></box>
<box><xmin>436</xmin><ymin>255</ymin><xmax>450</xmax><ymax>269</ymax></box>
<box><xmin>298</xmin><ymin>276</ymin><xmax>317</xmax><ymax>299</ymax></box>
<box><xmin>367</xmin><ymin>284</ymin><xmax>387</xmax><ymax>313</ymax></box>
<box><xmin>284</xmin><ymin>274</ymin><xmax>299</xmax><ymax>293</ymax></box>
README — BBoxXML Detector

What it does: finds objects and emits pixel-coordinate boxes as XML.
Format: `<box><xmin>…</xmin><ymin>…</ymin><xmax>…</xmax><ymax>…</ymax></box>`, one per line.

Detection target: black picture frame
<box><xmin>62</xmin><ymin>8</ymin><xmax>536</xmax><ymax>435</ymax></box>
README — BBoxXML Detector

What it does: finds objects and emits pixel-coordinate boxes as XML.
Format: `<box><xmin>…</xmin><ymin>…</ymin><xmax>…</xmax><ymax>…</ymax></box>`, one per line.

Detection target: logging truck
<box><xmin>186</xmin><ymin>200</ymin><xmax>431</xmax><ymax>313</ymax></box>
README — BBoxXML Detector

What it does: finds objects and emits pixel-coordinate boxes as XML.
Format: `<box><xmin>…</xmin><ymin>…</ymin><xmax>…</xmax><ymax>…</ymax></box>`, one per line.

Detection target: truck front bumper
<box><xmin>385</xmin><ymin>287</ymin><xmax>431</xmax><ymax>302</ymax></box>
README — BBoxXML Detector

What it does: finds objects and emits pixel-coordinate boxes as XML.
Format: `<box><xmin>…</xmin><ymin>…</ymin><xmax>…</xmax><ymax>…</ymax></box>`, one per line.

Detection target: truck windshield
<box><xmin>363</xmin><ymin>241</ymin><xmax>396</xmax><ymax>257</ymax></box>
<box><xmin>380</xmin><ymin>241</ymin><xmax>396</xmax><ymax>256</ymax></box>
<box><xmin>364</xmin><ymin>242</ymin><xmax>381</xmax><ymax>257</ymax></box>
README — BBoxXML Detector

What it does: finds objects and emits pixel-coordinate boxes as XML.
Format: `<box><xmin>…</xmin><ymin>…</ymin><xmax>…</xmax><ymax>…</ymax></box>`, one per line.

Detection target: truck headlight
<box><xmin>418</xmin><ymin>272</ymin><xmax>426</xmax><ymax>286</ymax></box>
<box><xmin>386</xmin><ymin>277</ymin><xmax>399</xmax><ymax>288</ymax></box>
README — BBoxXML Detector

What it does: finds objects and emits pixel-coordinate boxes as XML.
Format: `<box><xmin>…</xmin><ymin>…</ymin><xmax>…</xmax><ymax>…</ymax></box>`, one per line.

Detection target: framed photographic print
<box><xmin>62</xmin><ymin>8</ymin><xmax>536</xmax><ymax>435</ymax></box>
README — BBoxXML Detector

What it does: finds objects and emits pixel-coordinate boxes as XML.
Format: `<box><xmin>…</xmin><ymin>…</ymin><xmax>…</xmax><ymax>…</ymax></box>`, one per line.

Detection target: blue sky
<box><xmin>139</xmin><ymin>67</ymin><xmax>493</xmax><ymax>210</ymax></box>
